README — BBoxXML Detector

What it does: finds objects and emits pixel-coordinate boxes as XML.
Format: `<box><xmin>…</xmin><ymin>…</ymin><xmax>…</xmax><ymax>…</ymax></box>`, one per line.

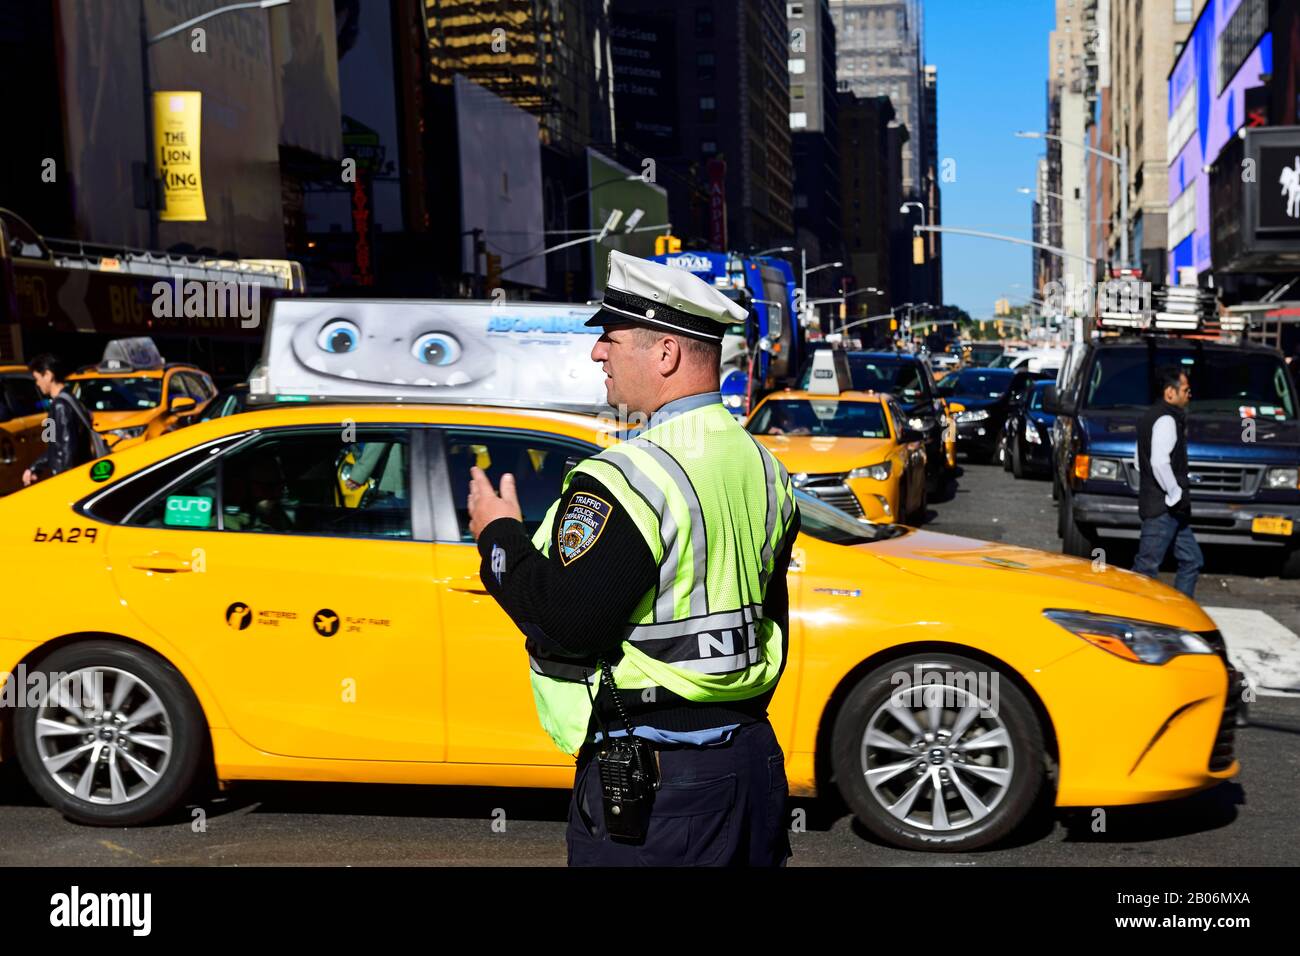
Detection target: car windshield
<box><xmin>794</xmin><ymin>489</ymin><xmax>905</xmax><ymax>544</ymax></box>
<box><xmin>748</xmin><ymin>399</ymin><xmax>890</xmax><ymax>438</ymax></box>
<box><xmin>72</xmin><ymin>376</ymin><xmax>161</xmax><ymax>411</ymax></box>
<box><xmin>937</xmin><ymin>369</ymin><xmax>1013</xmax><ymax>399</ymax></box>
<box><xmin>968</xmin><ymin>345</ymin><xmax>1003</xmax><ymax>365</ymax></box>
<box><xmin>1082</xmin><ymin>347</ymin><xmax>1297</xmax><ymax>418</ymax></box>
<box><xmin>988</xmin><ymin>353</ymin><xmax>1020</xmax><ymax>368</ymax></box>
<box><xmin>1028</xmin><ymin>384</ymin><xmax>1051</xmax><ymax>410</ymax></box>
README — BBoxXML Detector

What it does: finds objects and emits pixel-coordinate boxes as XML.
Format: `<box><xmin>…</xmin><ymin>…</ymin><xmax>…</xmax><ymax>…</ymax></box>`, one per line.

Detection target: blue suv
<box><xmin>1045</xmin><ymin>336</ymin><xmax>1300</xmax><ymax>575</ymax></box>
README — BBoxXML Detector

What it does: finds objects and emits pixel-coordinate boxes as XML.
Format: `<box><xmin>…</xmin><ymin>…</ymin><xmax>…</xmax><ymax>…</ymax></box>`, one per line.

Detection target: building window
<box><xmin>702</xmin><ymin>141</ymin><xmax>717</xmax><ymax>154</ymax></box>
<box><xmin>789</xmin><ymin>58</ymin><xmax>806</xmax><ymax>74</ymax></box>
<box><xmin>790</xmin><ymin>111</ymin><xmax>808</xmax><ymax>129</ymax></box>
<box><xmin>699</xmin><ymin>96</ymin><xmax>716</xmax><ymax>110</ymax></box>
<box><xmin>695</xmin><ymin>7</ymin><xmax>714</xmax><ymax>36</ymax></box>
<box><xmin>788</xmin><ymin>2</ymin><xmax>804</xmax><ymax>16</ymax></box>
<box><xmin>697</xmin><ymin>50</ymin><xmax>715</xmax><ymax>82</ymax></box>
<box><xmin>791</xmin><ymin>84</ymin><xmax>805</xmax><ymax>99</ymax></box>
<box><xmin>1174</xmin><ymin>0</ymin><xmax>1193</xmax><ymax>22</ymax></box>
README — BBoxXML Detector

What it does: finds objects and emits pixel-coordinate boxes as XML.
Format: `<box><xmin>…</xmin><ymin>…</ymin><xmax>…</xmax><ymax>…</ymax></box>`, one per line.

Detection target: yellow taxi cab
<box><xmin>0</xmin><ymin>364</ymin><xmax>48</xmax><ymax>495</ymax></box>
<box><xmin>747</xmin><ymin>388</ymin><xmax>927</xmax><ymax>524</ymax></box>
<box><xmin>0</xmin><ymin>303</ymin><xmax>1241</xmax><ymax>852</ymax></box>
<box><xmin>68</xmin><ymin>342</ymin><xmax>216</xmax><ymax>453</ymax></box>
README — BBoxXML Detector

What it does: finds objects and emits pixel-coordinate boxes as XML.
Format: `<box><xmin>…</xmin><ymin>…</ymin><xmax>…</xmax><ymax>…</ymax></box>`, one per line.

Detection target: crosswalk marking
<box><xmin>1202</xmin><ymin>606</ymin><xmax>1300</xmax><ymax>696</ymax></box>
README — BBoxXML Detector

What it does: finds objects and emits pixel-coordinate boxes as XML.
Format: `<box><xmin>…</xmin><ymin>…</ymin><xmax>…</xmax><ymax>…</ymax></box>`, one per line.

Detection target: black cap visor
<box><xmin>585</xmin><ymin>287</ymin><xmax>729</xmax><ymax>343</ymax></box>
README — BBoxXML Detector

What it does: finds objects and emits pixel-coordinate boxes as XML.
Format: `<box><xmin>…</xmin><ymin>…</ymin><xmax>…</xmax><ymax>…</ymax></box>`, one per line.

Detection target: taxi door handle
<box><xmin>128</xmin><ymin>553</ymin><xmax>193</xmax><ymax>574</ymax></box>
<box><xmin>448</xmin><ymin>584</ymin><xmax>489</xmax><ymax>595</ymax></box>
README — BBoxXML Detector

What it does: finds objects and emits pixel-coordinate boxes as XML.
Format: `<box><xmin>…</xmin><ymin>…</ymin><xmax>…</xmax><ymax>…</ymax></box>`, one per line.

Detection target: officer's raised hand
<box><xmin>467</xmin><ymin>465</ymin><xmax>522</xmax><ymax>541</ymax></box>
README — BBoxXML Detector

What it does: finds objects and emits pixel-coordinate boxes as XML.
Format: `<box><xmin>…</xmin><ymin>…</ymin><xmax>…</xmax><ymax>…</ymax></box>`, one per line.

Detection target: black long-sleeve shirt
<box><xmin>477</xmin><ymin>472</ymin><xmax>800</xmax><ymax>734</ymax></box>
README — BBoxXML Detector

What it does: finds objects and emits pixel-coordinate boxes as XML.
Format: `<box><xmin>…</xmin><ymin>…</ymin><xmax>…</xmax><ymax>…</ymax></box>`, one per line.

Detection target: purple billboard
<box><xmin>1167</xmin><ymin>0</ymin><xmax>1274</xmax><ymax>280</ymax></box>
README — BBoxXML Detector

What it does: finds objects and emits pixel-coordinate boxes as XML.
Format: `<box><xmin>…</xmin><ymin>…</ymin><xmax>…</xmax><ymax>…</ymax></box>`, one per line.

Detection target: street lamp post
<box><xmin>1016</xmin><ymin>130</ymin><xmax>1128</xmax><ymax>267</ymax></box>
<box><xmin>142</xmin><ymin>0</ymin><xmax>292</xmax><ymax>250</ymax></box>
<box><xmin>802</xmin><ymin>259</ymin><xmax>843</xmax><ymax>330</ymax></box>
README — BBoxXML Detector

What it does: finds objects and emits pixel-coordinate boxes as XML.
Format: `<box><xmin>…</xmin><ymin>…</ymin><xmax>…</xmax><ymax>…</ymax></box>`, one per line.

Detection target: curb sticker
<box><xmin>558</xmin><ymin>492</ymin><xmax>611</xmax><ymax>565</ymax></box>
<box><xmin>313</xmin><ymin>608</ymin><xmax>340</xmax><ymax>637</ymax></box>
<box><xmin>90</xmin><ymin>460</ymin><xmax>114</xmax><ymax>482</ymax></box>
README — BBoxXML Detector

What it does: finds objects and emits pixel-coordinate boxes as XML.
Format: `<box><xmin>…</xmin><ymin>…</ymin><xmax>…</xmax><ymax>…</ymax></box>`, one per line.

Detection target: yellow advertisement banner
<box><xmin>153</xmin><ymin>91</ymin><xmax>207</xmax><ymax>222</ymax></box>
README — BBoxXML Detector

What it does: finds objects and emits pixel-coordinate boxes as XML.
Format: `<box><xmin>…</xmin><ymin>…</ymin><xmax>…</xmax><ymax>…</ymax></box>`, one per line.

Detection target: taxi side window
<box><xmin>444</xmin><ymin>431</ymin><xmax>584</xmax><ymax>542</ymax></box>
<box><xmin>127</xmin><ymin>430</ymin><xmax>413</xmax><ymax>539</ymax></box>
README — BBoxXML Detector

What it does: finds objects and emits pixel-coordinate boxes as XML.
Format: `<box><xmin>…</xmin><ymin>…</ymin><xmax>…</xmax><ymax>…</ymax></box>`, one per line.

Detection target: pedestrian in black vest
<box><xmin>1131</xmin><ymin>365</ymin><xmax>1202</xmax><ymax>597</ymax></box>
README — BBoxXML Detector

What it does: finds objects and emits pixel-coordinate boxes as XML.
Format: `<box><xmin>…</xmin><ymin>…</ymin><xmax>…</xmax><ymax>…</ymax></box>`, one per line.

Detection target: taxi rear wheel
<box><xmin>14</xmin><ymin>641</ymin><xmax>207</xmax><ymax>826</ymax></box>
<box><xmin>831</xmin><ymin>654</ymin><xmax>1045</xmax><ymax>852</ymax></box>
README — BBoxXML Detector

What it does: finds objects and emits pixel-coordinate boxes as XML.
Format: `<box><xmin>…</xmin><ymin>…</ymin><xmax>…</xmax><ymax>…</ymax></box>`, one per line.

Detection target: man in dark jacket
<box><xmin>23</xmin><ymin>353</ymin><xmax>96</xmax><ymax>486</ymax></box>
<box><xmin>1131</xmin><ymin>365</ymin><xmax>1201</xmax><ymax>597</ymax></box>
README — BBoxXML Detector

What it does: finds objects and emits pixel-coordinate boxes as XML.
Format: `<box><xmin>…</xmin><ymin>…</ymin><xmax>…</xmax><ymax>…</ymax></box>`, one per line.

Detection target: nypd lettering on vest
<box><xmin>558</xmin><ymin>492</ymin><xmax>611</xmax><ymax>565</ymax></box>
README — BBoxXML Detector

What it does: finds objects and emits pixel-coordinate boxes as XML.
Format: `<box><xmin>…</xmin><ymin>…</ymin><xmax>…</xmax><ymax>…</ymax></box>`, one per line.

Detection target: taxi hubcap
<box><xmin>33</xmin><ymin>667</ymin><xmax>173</xmax><ymax>805</ymax></box>
<box><xmin>861</xmin><ymin>678</ymin><xmax>1013</xmax><ymax>832</ymax></box>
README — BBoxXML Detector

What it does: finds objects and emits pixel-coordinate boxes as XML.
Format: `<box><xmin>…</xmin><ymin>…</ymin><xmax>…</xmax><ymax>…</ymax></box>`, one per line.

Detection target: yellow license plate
<box><xmin>1251</xmin><ymin>516</ymin><xmax>1294</xmax><ymax>536</ymax></box>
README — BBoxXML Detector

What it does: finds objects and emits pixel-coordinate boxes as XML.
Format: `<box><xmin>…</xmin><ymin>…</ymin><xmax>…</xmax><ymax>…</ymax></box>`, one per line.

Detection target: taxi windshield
<box><xmin>72</xmin><ymin>376</ymin><xmax>162</xmax><ymax>411</ymax></box>
<box><xmin>748</xmin><ymin>399</ymin><xmax>890</xmax><ymax>438</ymax></box>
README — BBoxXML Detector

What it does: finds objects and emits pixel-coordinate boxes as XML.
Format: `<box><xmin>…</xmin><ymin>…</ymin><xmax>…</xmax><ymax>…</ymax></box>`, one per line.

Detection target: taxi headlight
<box><xmin>849</xmin><ymin>462</ymin><xmax>891</xmax><ymax>481</ymax></box>
<box><xmin>1264</xmin><ymin>467</ymin><xmax>1299</xmax><ymax>489</ymax></box>
<box><xmin>1044</xmin><ymin>610</ymin><xmax>1214</xmax><ymax>665</ymax></box>
<box><xmin>1088</xmin><ymin>456</ymin><xmax>1121</xmax><ymax>480</ymax></box>
<box><xmin>954</xmin><ymin>409</ymin><xmax>988</xmax><ymax>423</ymax></box>
<box><xmin>1024</xmin><ymin>421</ymin><xmax>1042</xmax><ymax>444</ymax></box>
<box><xmin>110</xmin><ymin>426</ymin><xmax>147</xmax><ymax>440</ymax></box>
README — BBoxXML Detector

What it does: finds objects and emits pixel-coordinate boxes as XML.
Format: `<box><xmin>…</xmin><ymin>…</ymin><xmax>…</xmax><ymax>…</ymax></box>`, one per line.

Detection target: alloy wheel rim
<box><xmin>861</xmin><ymin>677</ymin><xmax>1013</xmax><ymax>832</ymax></box>
<box><xmin>33</xmin><ymin>667</ymin><xmax>173</xmax><ymax>805</ymax></box>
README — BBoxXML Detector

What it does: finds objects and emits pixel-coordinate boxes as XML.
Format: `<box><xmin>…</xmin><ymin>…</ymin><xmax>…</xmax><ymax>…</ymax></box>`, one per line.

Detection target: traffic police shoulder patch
<box><xmin>558</xmin><ymin>492</ymin><xmax>612</xmax><ymax>565</ymax></box>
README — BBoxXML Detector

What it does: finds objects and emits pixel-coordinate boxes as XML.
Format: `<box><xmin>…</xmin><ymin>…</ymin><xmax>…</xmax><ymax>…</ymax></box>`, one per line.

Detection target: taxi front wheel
<box><xmin>831</xmin><ymin>654</ymin><xmax>1045</xmax><ymax>852</ymax></box>
<box><xmin>14</xmin><ymin>641</ymin><xmax>208</xmax><ymax>826</ymax></box>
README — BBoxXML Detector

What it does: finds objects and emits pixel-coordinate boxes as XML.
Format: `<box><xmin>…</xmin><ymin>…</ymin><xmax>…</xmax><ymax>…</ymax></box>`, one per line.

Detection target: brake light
<box><xmin>1073</xmin><ymin>454</ymin><xmax>1090</xmax><ymax>481</ymax></box>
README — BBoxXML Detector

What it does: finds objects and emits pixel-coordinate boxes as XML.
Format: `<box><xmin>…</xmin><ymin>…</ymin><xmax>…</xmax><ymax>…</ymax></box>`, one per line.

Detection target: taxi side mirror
<box><xmin>169</xmin><ymin>395</ymin><xmax>197</xmax><ymax>414</ymax></box>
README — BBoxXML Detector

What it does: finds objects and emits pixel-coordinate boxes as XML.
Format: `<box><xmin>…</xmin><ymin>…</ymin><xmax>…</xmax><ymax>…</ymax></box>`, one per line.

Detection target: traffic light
<box><xmin>655</xmin><ymin>234</ymin><xmax>682</xmax><ymax>255</ymax></box>
<box><xmin>912</xmin><ymin>235</ymin><xmax>925</xmax><ymax>265</ymax></box>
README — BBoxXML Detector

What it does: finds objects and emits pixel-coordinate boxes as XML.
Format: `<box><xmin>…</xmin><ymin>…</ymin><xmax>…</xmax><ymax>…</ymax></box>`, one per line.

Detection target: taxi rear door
<box><xmin>98</xmin><ymin>425</ymin><xmax>445</xmax><ymax>762</ymax></box>
<box><xmin>428</xmin><ymin>425</ymin><xmax>596</xmax><ymax>766</ymax></box>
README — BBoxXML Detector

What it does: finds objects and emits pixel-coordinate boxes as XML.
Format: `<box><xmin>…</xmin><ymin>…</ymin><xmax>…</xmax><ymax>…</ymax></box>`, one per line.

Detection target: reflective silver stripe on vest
<box><xmin>600</xmin><ymin>448</ymin><xmax>681</xmax><ymax>622</ymax></box>
<box><xmin>625</xmin><ymin>604</ymin><xmax>764</xmax><ymax>674</ymax></box>
<box><xmin>528</xmin><ymin>653</ymin><xmax>597</xmax><ymax>685</ymax></box>
<box><xmin>625</xmin><ymin>604</ymin><xmax>763</xmax><ymax>641</ymax></box>
<box><xmin>750</xmin><ymin>438</ymin><xmax>778</xmax><ymax>589</ymax></box>
<box><xmin>627</xmin><ymin>437</ymin><xmax>709</xmax><ymax>620</ymax></box>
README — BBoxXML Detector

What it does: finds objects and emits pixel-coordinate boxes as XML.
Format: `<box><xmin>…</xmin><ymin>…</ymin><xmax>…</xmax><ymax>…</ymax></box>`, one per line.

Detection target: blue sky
<box><xmin>925</xmin><ymin>0</ymin><xmax>1056</xmax><ymax>317</ymax></box>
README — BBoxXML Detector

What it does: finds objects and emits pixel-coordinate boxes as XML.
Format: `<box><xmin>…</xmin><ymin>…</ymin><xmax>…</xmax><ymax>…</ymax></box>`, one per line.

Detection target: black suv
<box><xmin>1046</xmin><ymin>336</ymin><xmax>1300</xmax><ymax>573</ymax></box>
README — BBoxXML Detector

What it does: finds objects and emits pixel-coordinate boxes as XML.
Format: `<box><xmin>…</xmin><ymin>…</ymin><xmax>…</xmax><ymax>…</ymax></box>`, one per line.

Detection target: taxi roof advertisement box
<box><xmin>454</xmin><ymin>75</ymin><xmax>546</xmax><ymax>290</ymax></box>
<box><xmin>587</xmin><ymin>149</ymin><xmax>669</xmax><ymax>298</ymax></box>
<box><xmin>253</xmin><ymin>298</ymin><xmax>607</xmax><ymax>411</ymax></box>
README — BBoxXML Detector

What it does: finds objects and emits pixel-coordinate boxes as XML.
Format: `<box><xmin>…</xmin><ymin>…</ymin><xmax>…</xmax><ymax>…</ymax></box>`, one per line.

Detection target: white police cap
<box><xmin>586</xmin><ymin>249</ymin><xmax>749</xmax><ymax>342</ymax></box>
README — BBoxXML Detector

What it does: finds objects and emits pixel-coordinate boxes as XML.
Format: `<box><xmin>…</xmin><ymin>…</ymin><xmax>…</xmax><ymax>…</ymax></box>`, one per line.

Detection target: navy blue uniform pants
<box><xmin>567</xmin><ymin>720</ymin><xmax>792</xmax><ymax>867</ymax></box>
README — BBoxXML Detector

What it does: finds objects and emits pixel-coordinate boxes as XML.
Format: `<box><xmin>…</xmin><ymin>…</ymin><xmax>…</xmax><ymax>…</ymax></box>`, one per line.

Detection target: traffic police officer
<box><xmin>467</xmin><ymin>250</ymin><xmax>800</xmax><ymax>866</ymax></box>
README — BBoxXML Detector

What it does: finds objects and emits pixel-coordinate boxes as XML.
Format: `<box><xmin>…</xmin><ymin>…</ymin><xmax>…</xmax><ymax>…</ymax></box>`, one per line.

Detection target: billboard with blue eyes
<box><xmin>251</xmin><ymin>298</ymin><xmax>607</xmax><ymax>410</ymax></box>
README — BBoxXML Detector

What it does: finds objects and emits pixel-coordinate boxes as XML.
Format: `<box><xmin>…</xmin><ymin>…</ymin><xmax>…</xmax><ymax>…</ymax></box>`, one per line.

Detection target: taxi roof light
<box><xmin>807</xmin><ymin>348</ymin><xmax>851</xmax><ymax>396</ymax></box>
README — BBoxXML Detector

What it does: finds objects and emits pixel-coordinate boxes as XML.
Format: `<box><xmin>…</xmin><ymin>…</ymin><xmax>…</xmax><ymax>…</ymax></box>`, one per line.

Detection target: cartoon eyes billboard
<box><xmin>254</xmin><ymin>299</ymin><xmax>608</xmax><ymax>410</ymax></box>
